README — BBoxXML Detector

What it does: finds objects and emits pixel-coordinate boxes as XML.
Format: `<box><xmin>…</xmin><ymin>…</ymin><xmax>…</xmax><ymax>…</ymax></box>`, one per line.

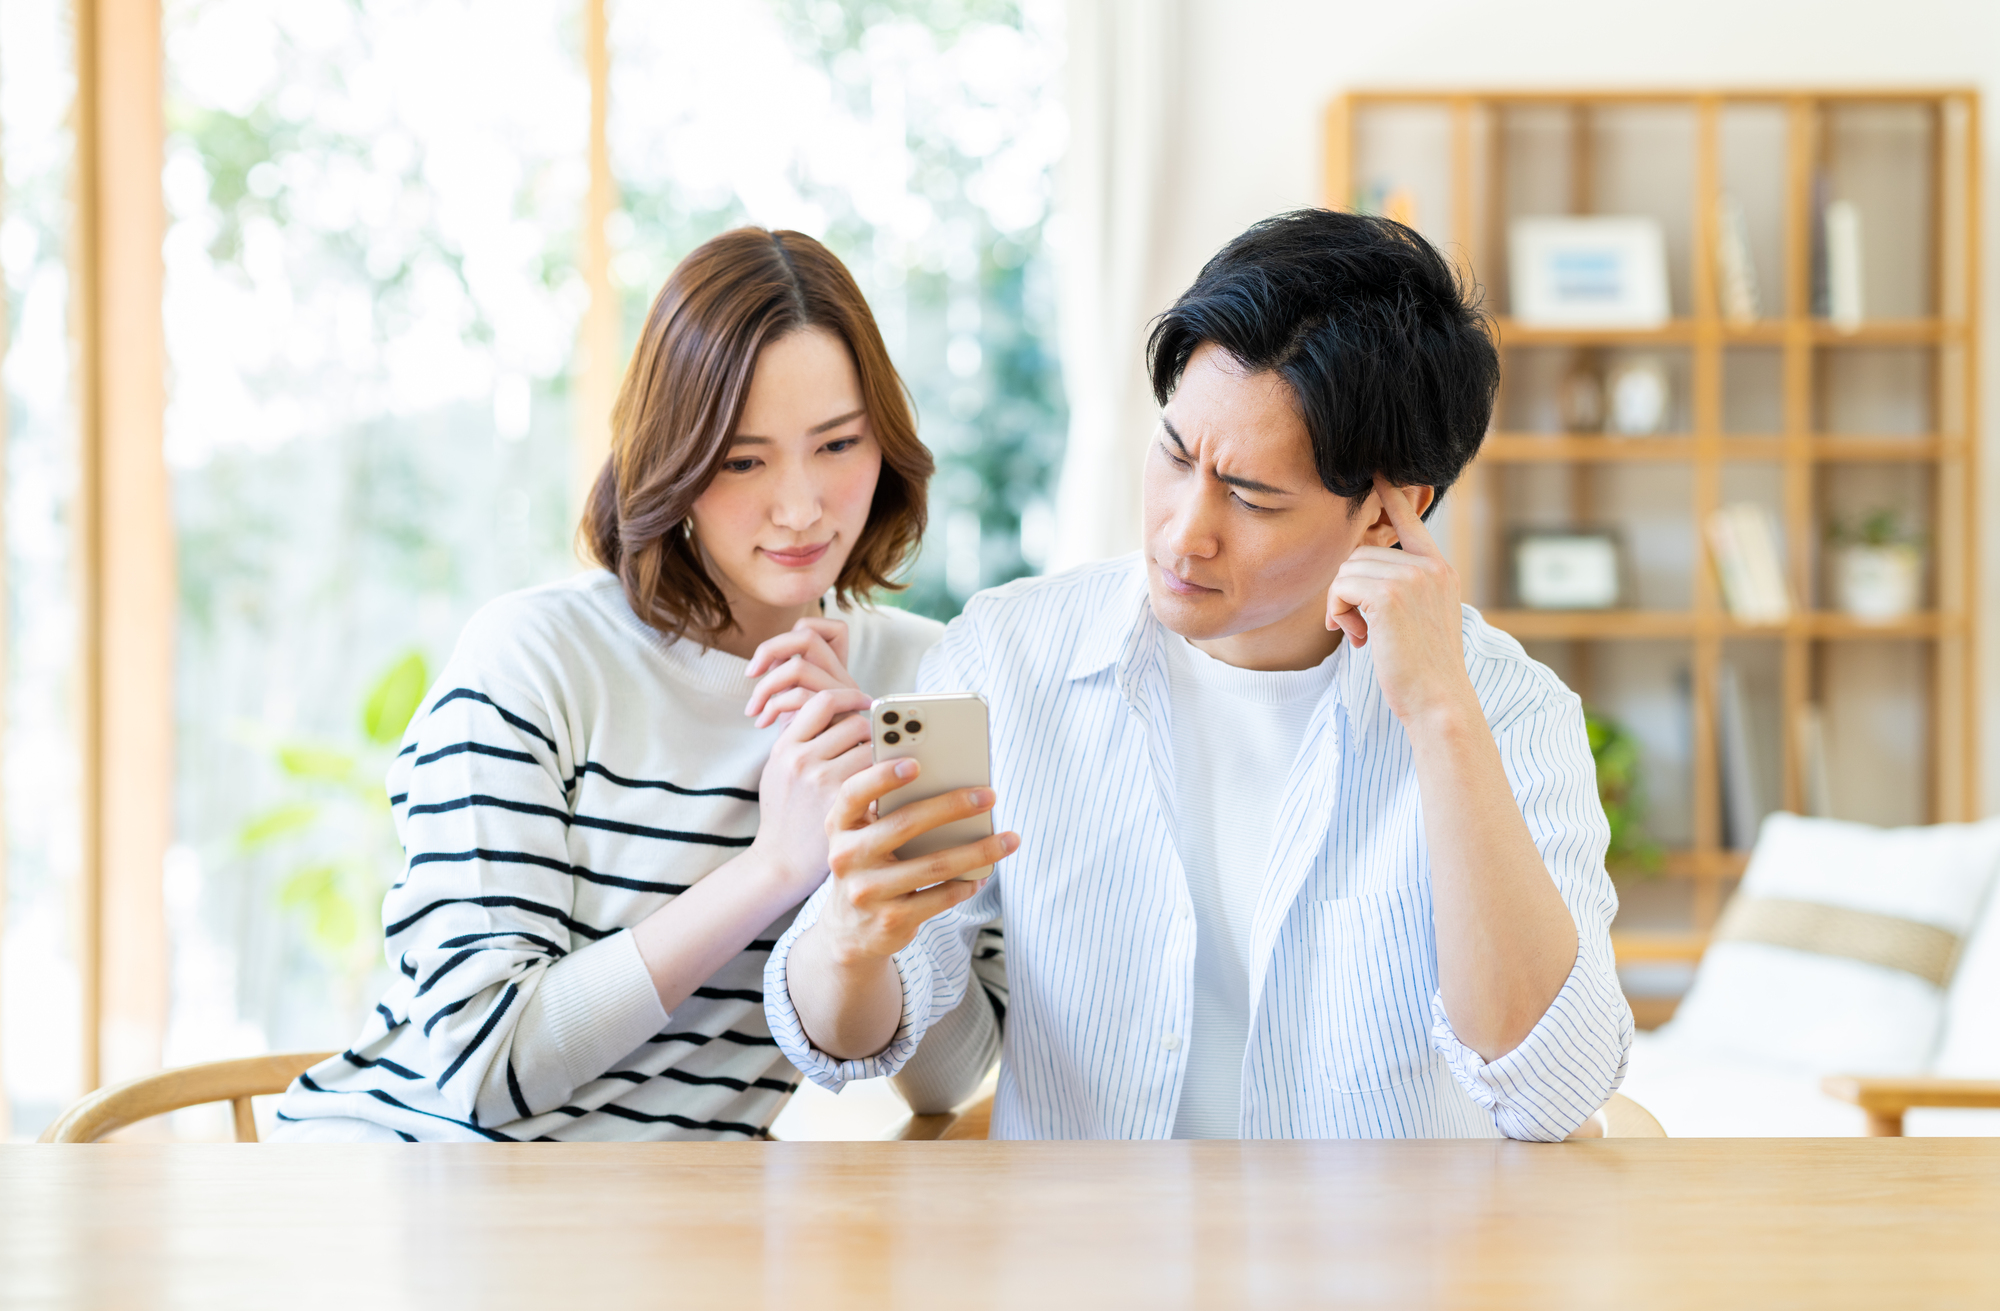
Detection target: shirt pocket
<box><xmin>1306</xmin><ymin>884</ymin><xmax>1437</xmax><ymax>1095</ymax></box>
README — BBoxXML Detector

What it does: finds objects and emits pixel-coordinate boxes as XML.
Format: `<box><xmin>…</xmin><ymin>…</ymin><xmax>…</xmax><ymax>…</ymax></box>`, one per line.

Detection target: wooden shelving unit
<box><xmin>1327</xmin><ymin>89</ymin><xmax>1980</xmax><ymax>966</ymax></box>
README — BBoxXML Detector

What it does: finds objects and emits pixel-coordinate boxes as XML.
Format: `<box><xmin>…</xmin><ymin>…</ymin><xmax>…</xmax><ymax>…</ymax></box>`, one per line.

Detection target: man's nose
<box><xmin>1162</xmin><ymin>488</ymin><xmax>1218</xmax><ymax>560</ymax></box>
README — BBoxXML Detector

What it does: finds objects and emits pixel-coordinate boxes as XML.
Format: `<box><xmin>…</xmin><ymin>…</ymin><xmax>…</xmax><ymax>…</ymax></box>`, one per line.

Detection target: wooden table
<box><xmin>4</xmin><ymin>1139</ymin><xmax>1998</xmax><ymax>1309</ymax></box>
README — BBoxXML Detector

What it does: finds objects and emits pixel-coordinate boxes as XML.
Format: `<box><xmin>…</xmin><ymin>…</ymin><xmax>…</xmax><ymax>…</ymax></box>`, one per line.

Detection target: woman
<box><xmin>274</xmin><ymin>228</ymin><xmax>997</xmax><ymax>1141</ymax></box>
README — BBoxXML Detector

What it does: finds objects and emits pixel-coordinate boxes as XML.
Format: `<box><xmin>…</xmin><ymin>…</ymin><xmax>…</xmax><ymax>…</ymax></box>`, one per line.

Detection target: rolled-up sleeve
<box><xmin>765</xmin><ymin>880</ymin><xmax>996</xmax><ymax>1092</ymax></box>
<box><xmin>1429</xmin><ymin>689</ymin><xmax>1634</xmax><ymax>1141</ymax></box>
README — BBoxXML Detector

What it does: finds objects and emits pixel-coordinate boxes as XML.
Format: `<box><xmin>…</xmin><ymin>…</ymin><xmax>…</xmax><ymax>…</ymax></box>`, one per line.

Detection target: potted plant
<box><xmin>1586</xmin><ymin>709</ymin><xmax>1662</xmax><ymax>877</ymax></box>
<box><xmin>1827</xmin><ymin>510</ymin><xmax>1923</xmax><ymax>623</ymax></box>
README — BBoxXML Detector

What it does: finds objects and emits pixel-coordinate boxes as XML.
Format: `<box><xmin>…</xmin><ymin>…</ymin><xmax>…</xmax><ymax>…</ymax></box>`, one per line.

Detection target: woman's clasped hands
<box><xmin>738</xmin><ymin>616</ymin><xmax>875</xmax><ymax>902</ymax></box>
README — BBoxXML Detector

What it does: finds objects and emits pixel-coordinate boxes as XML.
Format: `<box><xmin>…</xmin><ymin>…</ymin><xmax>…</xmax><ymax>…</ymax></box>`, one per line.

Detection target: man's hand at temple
<box><xmin>1330</xmin><ymin>477</ymin><xmax>1579</xmax><ymax>1062</ymax></box>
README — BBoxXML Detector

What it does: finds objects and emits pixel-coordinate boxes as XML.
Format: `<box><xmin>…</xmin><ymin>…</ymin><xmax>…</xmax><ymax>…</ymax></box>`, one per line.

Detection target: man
<box><xmin>766</xmin><ymin>209</ymin><xmax>1631</xmax><ymax>1139</ymax></box>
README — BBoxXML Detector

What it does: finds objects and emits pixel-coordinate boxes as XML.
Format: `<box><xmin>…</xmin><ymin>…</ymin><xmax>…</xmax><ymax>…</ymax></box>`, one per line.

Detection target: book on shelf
<box><xmin>1715</xmin><ymin>193</ymin><xmax>1761</xmax><ymax>325</ymax></box>
<box><xmin>1808</xmin><ymin>173</ymin><xmax>1865</xmax><ymax>331</ymax></box>
<box><xmin>1797</xmin><ymin>703</ymin><xmax>1834</xmax><ymax>818</ymax></box>
<box><xmin>1717</xmin><ymin>662</ymin><xmax>1764</xmax><ymax>849</ymax></box>
<box><xmin>1809</xmin><ymin>171</ymin><xmax>1831</xmax><ymax>318</ymax></box>
<box><xmin>1823</xmin><ymin>199</ymin><xmax>1864</xmax><ymax>332</ymax></box>
<box><xmin>1705</xmin><ymin>503</ymin><xmax>1792</xmax><ymax>623</ymax></box>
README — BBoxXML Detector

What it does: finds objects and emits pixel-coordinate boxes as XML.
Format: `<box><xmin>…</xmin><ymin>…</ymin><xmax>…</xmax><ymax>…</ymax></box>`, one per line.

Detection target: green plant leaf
<box><xmin>278</xmin><ymin>863</ymin><xmax>363</xmax><ymax>957</ymax></box>
<box><xmin>278</xmin><ymin>863</ymin><xmax>339</xmax><ymax>908</ymax></box>
<box><xmin>363</xmin><ymin>651</ymin><xmax>430</xmax><ymax>745</ymax></box>
<box><xmin>277</xmin><ymin>742</ymin><xmax>356</xmax><ymax>780</ymax></box>
<box><xmin>240</xmin><ymin>801</ymin><xmax>321</xmax><ymax>849</ymax></box>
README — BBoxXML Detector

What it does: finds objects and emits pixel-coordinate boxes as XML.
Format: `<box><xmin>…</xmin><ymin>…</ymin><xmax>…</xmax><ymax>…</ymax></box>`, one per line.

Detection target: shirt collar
<box><xmin>1064</xmin><ymin>555</ymin><xmax>1153</xmax><ymax>682</ymax></box>
<box><xmin>1063</xmin><ymin>559</ymin><xmax>1366</xmax><ymax>744</ymax></box>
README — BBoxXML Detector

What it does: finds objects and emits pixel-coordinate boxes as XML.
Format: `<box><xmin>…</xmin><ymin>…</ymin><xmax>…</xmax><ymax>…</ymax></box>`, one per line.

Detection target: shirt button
<box><xmin>1160</xmin><ymin>1033</ymin><xmax>1182</xmax><ymax>1052</ymax></box>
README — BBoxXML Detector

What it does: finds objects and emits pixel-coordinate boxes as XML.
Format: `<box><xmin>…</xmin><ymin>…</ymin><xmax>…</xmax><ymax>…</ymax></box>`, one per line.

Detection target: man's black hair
<box><xmin>1146</xmin><ymin>209</ymin><xmax>1498</xmax><ymax>519</ymax></box>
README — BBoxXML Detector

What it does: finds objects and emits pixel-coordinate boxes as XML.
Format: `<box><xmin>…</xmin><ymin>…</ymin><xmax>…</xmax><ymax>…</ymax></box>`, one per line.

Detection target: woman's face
<box><xmin>689</xmin><ymin>327</ymin><xmax>884</xmax><ymax>634</ymax></box>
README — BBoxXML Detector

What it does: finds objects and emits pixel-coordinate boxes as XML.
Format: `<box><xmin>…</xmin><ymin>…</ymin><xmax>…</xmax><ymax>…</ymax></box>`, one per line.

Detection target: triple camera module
<box><xmin>879</xmin><ymin>709</ymin><xmax>923</xmax><ymax>746</ymax></box>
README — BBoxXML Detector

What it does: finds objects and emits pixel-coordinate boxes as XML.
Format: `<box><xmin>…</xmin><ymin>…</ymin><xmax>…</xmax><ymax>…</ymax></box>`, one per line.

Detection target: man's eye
<box><xmin>1162</xmin><ymin>443</ymin><xmax>1190</xmax><ymax>467</ymax></box>
<box><xmin>1232</xmin><ymin>493</ymin><xmax>1274</xmax><ymax>513</ymax></box>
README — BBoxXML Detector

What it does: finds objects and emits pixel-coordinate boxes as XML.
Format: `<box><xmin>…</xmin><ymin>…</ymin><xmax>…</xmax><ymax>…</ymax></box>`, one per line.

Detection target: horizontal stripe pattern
<box><xmin>769</xmin><ymin>556</ymin><xmax>1632</xmax><ymax>1141</ymax></box>
<box><xmin>275</xmin><ymin>571</ymin><xmax>945</xmax><ymax>1141</ymax></box>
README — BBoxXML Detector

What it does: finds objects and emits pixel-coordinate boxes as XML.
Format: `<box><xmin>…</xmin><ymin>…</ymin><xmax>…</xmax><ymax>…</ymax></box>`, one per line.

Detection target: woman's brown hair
<box><xmin>581</xmin><ymin>227</ymin><xmax>933</xmax><ymax>641</ymax></box>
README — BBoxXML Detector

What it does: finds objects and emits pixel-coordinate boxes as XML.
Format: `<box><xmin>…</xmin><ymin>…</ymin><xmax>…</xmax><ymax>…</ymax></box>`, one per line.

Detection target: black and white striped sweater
<box><xmin>274</xmin><ymin>570</ymin><xmax>966</xmax><ymax>1141</ymax></box>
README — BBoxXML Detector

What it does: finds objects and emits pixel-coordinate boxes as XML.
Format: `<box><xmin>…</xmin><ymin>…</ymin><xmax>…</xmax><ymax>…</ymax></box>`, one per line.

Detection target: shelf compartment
<box><xmin>1478</xmin><ymin>434</ymin><xmax>1959</xmax><ymax>462</ymax></box>
<box><xmin>1480</xmin><ymin>610</ymin><xmax>1960</xmax><ymax>640</ymax></box>
<box><xmin>1489</xmin><ymin>316</ymin><xmax>1960</xmax><ymax>347</ymax></box>
<box><xmin>1613</xmin><ymin>932</ymin><xmax>1709</xmax><ymax>966</ymax></box>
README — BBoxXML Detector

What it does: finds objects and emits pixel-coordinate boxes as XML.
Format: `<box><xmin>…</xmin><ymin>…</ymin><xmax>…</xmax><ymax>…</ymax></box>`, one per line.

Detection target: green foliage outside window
<box><xmin>237</xmin><ymin>651</ymin><xmax>430</xmax><ymax>999</ymax></box>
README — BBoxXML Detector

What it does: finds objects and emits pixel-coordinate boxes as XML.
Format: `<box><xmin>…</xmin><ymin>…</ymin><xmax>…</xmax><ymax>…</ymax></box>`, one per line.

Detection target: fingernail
<box><xmin>969</xmin><ymin>788</ymin><xmax>994</xmax><ymax>807</ymax></box>
<box><xmin>1003</xmin><ymin>832</ymin><xmax>1020</xmax><ymax>853</ymax></box>
<box><xmin>895</xmin><ymin>759</ymin><xmax>918</xmax><ymax>778</ymax></box>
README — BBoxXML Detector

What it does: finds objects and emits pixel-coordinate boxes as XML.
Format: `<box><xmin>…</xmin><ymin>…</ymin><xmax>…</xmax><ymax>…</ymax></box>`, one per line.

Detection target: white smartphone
<box><xmin>870</xmin><ymin>693</ymin><xmax>994</xmax><ymax>881</ymax></box>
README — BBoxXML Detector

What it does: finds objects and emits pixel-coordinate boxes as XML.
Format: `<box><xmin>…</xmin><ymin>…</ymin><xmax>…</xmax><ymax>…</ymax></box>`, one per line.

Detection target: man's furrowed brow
<box><xmin>1217</xmin><ymin>469</ymin><xmax>1289</xmax><ymax>496</ymax></box>
<box><xmin>1162</xmin><ymin>416</ymin><xmax>1291</xmax><ymax>495</ymax></box>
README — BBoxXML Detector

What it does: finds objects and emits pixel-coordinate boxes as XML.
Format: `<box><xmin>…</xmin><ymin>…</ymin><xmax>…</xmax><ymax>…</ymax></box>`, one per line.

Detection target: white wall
<box><xmin>1152</xmin><ymin>0</ymin><xmax>2000</xmax><ymax>815</ymax></box>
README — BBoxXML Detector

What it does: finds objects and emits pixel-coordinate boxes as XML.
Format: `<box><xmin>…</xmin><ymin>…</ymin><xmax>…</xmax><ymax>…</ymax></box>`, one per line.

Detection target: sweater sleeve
<box><xmin>382</xmin><ymin>670</ymin><xmax>663</xmax><ymax>1127</ymax></box>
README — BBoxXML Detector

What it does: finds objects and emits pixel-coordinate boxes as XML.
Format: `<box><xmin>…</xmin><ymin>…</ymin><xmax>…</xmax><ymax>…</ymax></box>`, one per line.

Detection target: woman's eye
<box><xmin>723</xmin><ymin>458</ymin><xmax>758</xmax><ymax>474</ymax></box>
<box><xmin>823</xmin><ymin>437</ymin><xmax>860</xmax><ymax>453</ymax></box>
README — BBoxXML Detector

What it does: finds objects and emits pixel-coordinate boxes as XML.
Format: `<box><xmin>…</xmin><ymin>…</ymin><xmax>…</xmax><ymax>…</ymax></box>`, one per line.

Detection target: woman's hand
<box><xmin>815</xmin><ymin>758</ymin><xmax>1018</xmax><ymax>965</ymax></box>
<box><xmin>745</xmin><ymin>617</ymin><xmax>859</xmax><ymax>728</ymax></box>
<box><xmin>747</xmin><ymin>687</ymin><xmax>875</xmax><ymax>903</ymax></box>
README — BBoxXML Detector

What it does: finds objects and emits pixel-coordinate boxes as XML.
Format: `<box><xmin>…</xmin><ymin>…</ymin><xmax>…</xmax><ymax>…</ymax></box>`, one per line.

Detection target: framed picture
<box><xmin>1510</xmin><ymin>528</ymin><xmax>1627</xmax><ymax>610</ymax></box>
<box><xmin>1508</xmin><ymin>217</ymin><xmax>1671</xmax><ymax>328</ymax></box>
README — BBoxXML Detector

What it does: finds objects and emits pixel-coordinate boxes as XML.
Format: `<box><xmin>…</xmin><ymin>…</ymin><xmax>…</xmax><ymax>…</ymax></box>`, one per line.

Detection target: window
<box><xmin>0</xmin><ymin>0</ymin><xmax>1066</xmax><ymax>1132</ymax></box>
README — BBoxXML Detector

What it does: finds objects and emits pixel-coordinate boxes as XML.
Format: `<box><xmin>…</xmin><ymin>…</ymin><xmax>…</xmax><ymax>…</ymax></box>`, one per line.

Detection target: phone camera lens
<box><xmin>883</xmin><ymin>730</ymin><xmax>901</xmax><ymax>744</ymax></box>
<box><xmin>904</xmin><ymin>719</ymin><xmax>923</xmax><ymax>734</ymax></box>
<box><xmin>882</xmin><ymin>711</ymin><xmax>900</xmax><ymax>725</ymax></box>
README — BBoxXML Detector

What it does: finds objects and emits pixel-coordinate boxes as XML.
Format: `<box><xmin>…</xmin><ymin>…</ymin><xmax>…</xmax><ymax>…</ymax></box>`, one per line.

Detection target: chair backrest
<box><xmin>900</xmin><ymin>1089</ymin><xmax>1664</xmax><ymax>1140</ymax></box>
<box><xmin>38</xmin><ymin>1052</ymin><xmax>334</xmax><ymax>1143</ymax></box>
<box><xmin>1573</xmin><ymin>1092</ymin><xmax>1667</xmax><ymax>1139</ymax></box>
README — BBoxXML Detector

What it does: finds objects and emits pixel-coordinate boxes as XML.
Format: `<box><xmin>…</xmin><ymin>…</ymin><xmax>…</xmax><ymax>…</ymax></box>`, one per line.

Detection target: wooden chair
<box><xmin>891</xmin><ymin>1089</ymin><xmax>1664</xmax><ymax>1140</ymax></box>
<box><xmin>38</xmin><ymin>1052</ymin><xmax>334</xmax><ymax>1143</ymax></box>
<box><xmin>890</xmin><ymin>1089</ymin><xmax>994</xmax><ymax>1141</ymax></box>
<box><xmin>1566</xmin><ymin>1092</ymin><xmax>1667</xmax><ymax>1139</ymax></box>
<box><xmin>1820</xmin><ymin>1076</ymin><xmax>2000</xmax><ymax>1137</ymax></box>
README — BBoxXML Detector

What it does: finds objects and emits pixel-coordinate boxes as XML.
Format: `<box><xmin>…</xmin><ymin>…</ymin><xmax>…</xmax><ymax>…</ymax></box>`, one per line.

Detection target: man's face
<box><xmin>1142</xmin><ymin>342</ymin><xmax>1420</xmax><ymax>650</ymax></box>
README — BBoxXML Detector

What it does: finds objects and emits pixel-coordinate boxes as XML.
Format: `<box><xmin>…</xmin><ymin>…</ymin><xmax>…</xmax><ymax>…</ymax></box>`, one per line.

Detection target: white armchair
<box><xmin>1617</xmin><ymin>812</ymin><xmax>2000</xmax><ymax>1137</ymax></box>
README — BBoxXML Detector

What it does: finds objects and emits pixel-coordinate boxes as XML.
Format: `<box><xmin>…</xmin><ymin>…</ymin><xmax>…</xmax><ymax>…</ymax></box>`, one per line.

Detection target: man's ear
<box><xmin>1355</xmin><ymin>483</ymin><xmax>1437</xmax><ymax>546</ymax></box>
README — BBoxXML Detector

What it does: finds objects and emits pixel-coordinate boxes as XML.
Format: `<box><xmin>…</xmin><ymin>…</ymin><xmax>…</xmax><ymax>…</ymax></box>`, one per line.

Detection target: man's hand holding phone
<box><xmin>787</xmin><ymin>758</ymin><xmax>1019</xmax><ymax>1060</ymax></box>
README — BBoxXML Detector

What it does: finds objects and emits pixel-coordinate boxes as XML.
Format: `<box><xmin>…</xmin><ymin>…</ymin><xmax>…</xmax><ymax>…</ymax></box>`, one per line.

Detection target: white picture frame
<box><xmin>1509</xmin><ymin>217</ymin><xmax>1672</xmax><ymax>328</ymax></box>
<box><xmin>1511</xmin><ymin>529</ymin><xmax>1626</xmax><ymax>611</ymax></box>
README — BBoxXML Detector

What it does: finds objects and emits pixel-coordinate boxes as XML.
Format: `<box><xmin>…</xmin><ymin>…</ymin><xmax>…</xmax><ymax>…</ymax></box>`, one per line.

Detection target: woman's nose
<box><xmin>770</xmin><ymin>469</ymin><xmax>823</xmax><ymax>531</ymax></box>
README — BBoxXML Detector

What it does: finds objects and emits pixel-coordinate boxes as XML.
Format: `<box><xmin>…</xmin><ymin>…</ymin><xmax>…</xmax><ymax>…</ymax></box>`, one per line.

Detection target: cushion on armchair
<box><xmin>1660</xmin><ymin>812</ymin><xmax>2000</xmax><ymax>1075</ymax></box>
<box><xmin>1934</xmin><ymin>859</ymin><xmax>2000</xmax><ymax>1079</ymax></box>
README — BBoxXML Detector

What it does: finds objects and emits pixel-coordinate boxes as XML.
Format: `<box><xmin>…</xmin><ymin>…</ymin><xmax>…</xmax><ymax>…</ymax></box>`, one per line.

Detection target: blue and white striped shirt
<box><xmin>767</xmin><ymin>556</ymin><xmax>1632</xmax><ymax>1140</ymax></box>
